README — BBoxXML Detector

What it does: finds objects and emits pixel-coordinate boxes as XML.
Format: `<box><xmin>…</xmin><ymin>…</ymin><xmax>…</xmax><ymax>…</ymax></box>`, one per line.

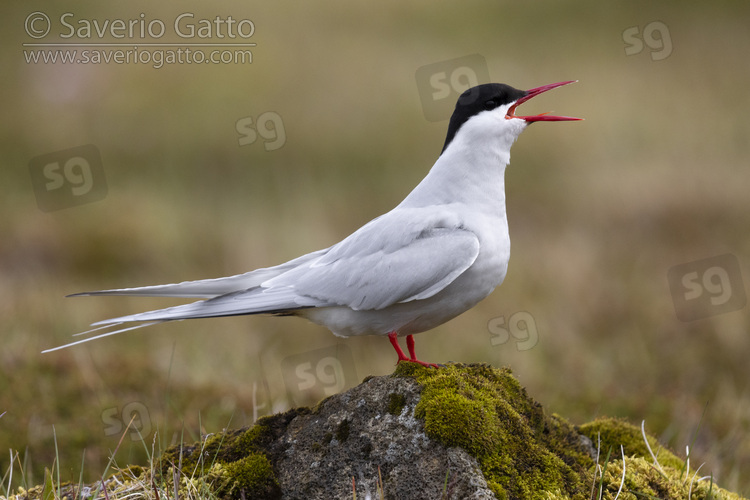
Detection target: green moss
<box><xmin>322</xmin><ymin>432</ymin><xmax>333</xmax><ymax>445</ymax></box>
<box><xmin>235</xmin><ymin>422</ymin><xmax>272</xmax><ymax>456</ymax></box>
<box><xmin>418</xmin><ymin>389</ymin><xmax>502</xmax><ymax>456</ymax></box>
<box><xmin>220</xmin><ymin>453</ymin><xmax>279</xmax><ymax>498</ymax></box>
<box><xmin>152</xmin><ymin>410</ymin><xmax>303</xmax><ymax>499</ymax></box>
<box><xmin>156</xmin><ymin>434</ymin><xmax>280</xmax><ymax>499</ymax></box>
<box><xmin>387</xmin><ymin>392</ymin><xmax>407</xmax><ymax>416</ymax></box>
<box><xmin>394</xmin><ymin>363</ymin><xmax>745</xmax><ymax>500</ymax></box>
<box><xmin>579</xmin><ymin>417</ymin><xmax>684</xmax><ymax>470</ymax></box>
<box><xmin>395</xmin><ymin>363</ymin><xmax>591</xmax><ymax>499</ymax></box>
<box><xmin>594</xmin><ymin>456</ymin><xmax>744</xmax><ymax>500</ymax></box>
<box><xmin>118</xmin><ymin>464</ymin><xmax>144</xmax><ymax>478</ymax></box>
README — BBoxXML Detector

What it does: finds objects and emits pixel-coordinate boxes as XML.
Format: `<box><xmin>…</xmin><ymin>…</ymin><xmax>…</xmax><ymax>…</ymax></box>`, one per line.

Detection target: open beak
<box><xmin>506</xmin><ymin>80</ymin><xmax>582</xmax><ymax>122</ymax></box>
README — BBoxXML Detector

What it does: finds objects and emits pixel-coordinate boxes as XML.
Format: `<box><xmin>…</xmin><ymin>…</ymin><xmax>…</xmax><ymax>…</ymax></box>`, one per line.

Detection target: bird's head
<box><xmin>441</xmin><ymin>81</ymin><xmax>581</xmax><ymax>155</ymax></box>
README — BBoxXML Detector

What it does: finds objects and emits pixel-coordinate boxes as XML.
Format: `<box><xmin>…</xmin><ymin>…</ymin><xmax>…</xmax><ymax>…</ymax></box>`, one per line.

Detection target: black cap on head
<box><xmin>441</xmin><ymin>83</ymin><xmax>527</xmax><ymax>153</ymax></box>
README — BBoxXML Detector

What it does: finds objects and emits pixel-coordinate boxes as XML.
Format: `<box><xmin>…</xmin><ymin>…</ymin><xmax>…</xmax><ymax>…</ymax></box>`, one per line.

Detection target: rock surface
<box><xmin>268</xmin><ymin>372</ymin><xmax>496</xmax><ymax>499</ymax></box>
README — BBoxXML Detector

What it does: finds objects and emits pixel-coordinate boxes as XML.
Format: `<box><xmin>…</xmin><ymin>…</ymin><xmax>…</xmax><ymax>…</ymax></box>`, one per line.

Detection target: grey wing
<box><xmin>264</xmin><ymin>209</ymin><xmax>481</xmax><ymax>310</ymax></box>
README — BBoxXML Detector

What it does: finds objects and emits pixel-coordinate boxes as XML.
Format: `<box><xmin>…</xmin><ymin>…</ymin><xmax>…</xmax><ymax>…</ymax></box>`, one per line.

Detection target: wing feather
<box><xmin>266</xmin><ymin>207</ymin><xmax>480</xmax><ymax>310</ymax></box>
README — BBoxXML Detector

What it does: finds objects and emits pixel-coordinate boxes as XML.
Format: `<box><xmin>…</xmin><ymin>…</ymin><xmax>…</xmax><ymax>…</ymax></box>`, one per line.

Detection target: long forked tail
<box><xmin>67</xmin><ymin>268</ymin><xmax>288</xmax><ymax>299</ymax></box>
<box><xmin>45</xmin><ymin>253</ymin><xmax>330</xmax><ymax>353</ymax></box>
<box><xmin>45</xmin><ymin>285</ymin><xmax>322</xmax><ymax>353</ymax></box>
<box><xmin>42</xmin><ymin>321</ymin><xmax>168</xmax><ymax>353</ymax></box>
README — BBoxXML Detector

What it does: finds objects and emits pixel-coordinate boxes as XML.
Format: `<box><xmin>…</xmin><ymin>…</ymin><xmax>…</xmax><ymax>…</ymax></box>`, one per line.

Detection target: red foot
<box><xmin>388</xmin><ymin>332</ymin><xmax>439</xmax><ymax>368</ymax></box>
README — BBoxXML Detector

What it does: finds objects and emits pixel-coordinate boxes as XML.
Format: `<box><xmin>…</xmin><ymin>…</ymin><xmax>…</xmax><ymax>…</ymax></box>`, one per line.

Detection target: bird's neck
<box><xmin>399</xmin><ymin>140</ymin><xmax>510</xmax><ymax>213</ymax></box>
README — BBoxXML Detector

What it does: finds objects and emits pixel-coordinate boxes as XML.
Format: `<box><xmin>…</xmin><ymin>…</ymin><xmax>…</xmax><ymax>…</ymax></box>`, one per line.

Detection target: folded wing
<box><xmin>263</xmin><ymin>206</ymin><xmax>480</xmax><ymax>310</ymax></box>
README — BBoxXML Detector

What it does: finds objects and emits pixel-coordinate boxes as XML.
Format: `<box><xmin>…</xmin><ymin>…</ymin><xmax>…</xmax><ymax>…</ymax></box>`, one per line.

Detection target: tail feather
<box><xmin>47</xmin><ymin>248</ymin><xmax>332</xmax><ymax>353</ymax></box>
<box><xmin>45</xmin><ymin>286</ymin><xmax>327</xmax><ymax>353</ymax></box>
<box><xmin>93</xmin><ymin>287</ymin><xmax>323</xmax><ymax>325</ymax></box>
<box><xmin>68</xmin><ymin>269</ymin><xmax>285</xmax><ymax>299</ymax></box>
<box><xmin>69</xmin><ymin>248</ymin><xmax>329</xmax><ymax>299</ymax></box>
<box><xmin>41</xmin><ymin>321</ymin><xmax>167</xmax><ymax>353</ymax></box>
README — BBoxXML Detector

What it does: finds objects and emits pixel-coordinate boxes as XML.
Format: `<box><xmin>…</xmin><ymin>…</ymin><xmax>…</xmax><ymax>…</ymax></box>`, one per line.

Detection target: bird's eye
<box><xmin>484</xmin><ymin>100</ymin><xmax>497</xmax><ymax>110</ymax></box>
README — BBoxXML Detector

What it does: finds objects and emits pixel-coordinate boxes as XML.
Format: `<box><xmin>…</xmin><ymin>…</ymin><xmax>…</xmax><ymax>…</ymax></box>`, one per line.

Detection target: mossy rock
<box><xmin>392</xmin><ymin>363</ymin><xmax>744</xmax><ymax>500</ymax></box>
<box><xmin>579</xmin><ymin>417</ymin><xmax>685</xmax><ymax>470</ymax></box>
<box><xmin>7</xmin><ymin>364</ymin><xmax>747</xmax><ymax>500</ymax></box>
<box><xmin>394</xmin><ymin>362</ymin><xmax>593</xmax><ymax>499</ymax></box>
<box><xmin>153</xmin><ymin>409</ymin><xmax>309</xmax><ymax>499</ymax></box>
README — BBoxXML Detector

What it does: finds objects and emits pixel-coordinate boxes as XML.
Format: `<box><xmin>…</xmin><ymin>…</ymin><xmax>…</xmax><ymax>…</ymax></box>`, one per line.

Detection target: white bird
<box><xmin>45</xmin><ymin>81</ymin><xmax>581</xmax><ymax>366</ymax></box>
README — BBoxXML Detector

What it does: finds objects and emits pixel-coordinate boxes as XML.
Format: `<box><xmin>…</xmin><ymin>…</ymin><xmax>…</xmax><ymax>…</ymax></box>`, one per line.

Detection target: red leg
<box><xmin>388</xmin><ymin>331</ymin><xmax>411</xmax><ymax>363</ymax></box>
<box><xmin>406</xmin><ymin>335</ymin><xmax>417</xmax><ymax>360</ymax></box>
<box><xmin>388</xmin><ymin>332</ymin><xmax>438</xmax><ymax>368</ymax></box>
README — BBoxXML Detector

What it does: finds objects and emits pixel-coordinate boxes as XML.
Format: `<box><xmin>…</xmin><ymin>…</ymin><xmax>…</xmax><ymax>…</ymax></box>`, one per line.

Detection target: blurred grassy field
<box><xmin>2</xmin><ymin>0</ymin><xmax>750</xmax><ymax>494</ymax></box>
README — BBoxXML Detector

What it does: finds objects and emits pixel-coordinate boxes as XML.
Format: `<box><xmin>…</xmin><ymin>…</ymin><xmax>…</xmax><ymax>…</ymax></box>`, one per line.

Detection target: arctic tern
<box><xmin>45</xmin><ymin>81</ymin><xmax>581</xmax><ymax>367</ymax></box>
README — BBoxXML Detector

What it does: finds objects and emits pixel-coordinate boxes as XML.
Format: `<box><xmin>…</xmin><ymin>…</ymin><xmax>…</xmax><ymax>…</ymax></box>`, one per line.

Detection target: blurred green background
<box><xmin>2</xmin><ymin>0</ymin><xmax>749</xmax><ymax>494</ymax></box>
